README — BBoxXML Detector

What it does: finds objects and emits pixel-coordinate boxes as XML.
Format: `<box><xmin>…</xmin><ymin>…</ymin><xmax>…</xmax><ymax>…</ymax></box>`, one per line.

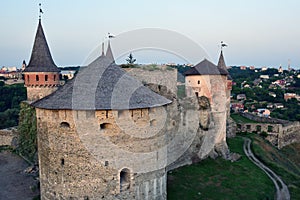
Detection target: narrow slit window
<box><xmin>100</xmin><ymin>123</ymin><xmax>112</xmax><ymax>130</ymax></box>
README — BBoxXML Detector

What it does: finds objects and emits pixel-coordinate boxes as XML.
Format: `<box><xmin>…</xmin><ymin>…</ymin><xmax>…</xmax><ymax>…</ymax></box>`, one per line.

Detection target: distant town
<box><xmin>228</xmin><ymin>65</ymin><xmax>300</xmax><ymax>121</ymax></box>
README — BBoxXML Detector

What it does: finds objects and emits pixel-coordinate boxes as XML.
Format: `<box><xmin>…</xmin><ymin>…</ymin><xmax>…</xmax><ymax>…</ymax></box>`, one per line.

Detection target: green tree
<box><xmin>126</xmin><ymin>53</ymin><xmax>136</xmax><ymax>64</ymax></box>
<box><xmin>0</xmin><ymin>83</ymin><xmax>26</xmax><ymax>128</ymax></box>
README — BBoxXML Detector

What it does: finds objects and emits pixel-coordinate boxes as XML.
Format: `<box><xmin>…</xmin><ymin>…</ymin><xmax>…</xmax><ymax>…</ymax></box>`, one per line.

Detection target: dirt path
<box><xmin>243</xmin><ymin>137</ymin><xmax>290</xmax><ymax>200</ymax></box>
<box><xmin>0</xmin><ymin>150</ymin><xmax>39</xmax><ymax>200</ymax></box>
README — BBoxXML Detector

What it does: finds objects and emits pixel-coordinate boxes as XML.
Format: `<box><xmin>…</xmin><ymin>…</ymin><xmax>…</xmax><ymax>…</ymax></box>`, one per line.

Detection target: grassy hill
<box><xmin>167</xmin><ymin>135</ymin><xmax>300</xmax><ymax>199</ymax></box>
<box><xmin>249</xmin><ymin>134</ymin><xmax>300</xmax><ymax>199</ymax></box>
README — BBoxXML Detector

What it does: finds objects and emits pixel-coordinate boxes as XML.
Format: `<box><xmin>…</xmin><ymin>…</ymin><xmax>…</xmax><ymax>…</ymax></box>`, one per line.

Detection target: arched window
<box><xmin>198</xmin><ymin>80</ymin><xmax>200</xmax><ymax>84</ymax></box>
<box><xmin>45</xmin><ymin>75</ymin><xmax>48</xmax><ymax>81</ymax></box>
<box><xmin>60</xmin><ymin>122</ymin><xmax>70</xmax><ymax>128</ymax></box>
<box><xmin>27</xmin><ymin>75</ymin><xmax>29</xmax><ymax>82</ymax></box>
<box><xmin>36</xmin><ymin>75</ymin><xmax>39</xmax><ymax>81</ymax></box>
<box><xmin>120</xmin><ymin>168</ymin><xmax>130</xmax><ymax>192</ymax></box>
<box><xmin>54</xmin><ymin>75</ymin><xmax>56</xmax><ymax>81</ymax></box>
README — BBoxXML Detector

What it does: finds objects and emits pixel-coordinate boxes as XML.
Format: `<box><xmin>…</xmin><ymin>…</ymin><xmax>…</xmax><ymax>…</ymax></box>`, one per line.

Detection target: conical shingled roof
<box><xmin>217</xmin><ymin>50</ymin><xmax>230</xmax><ymax>79</ymax></box>
<box><xmin>32</xmin><ymin>55</ymin><xmax>172</xmax><ymax>110</ymax></box>
<box><xmin>23</xmin><ymin>20</ymin><xmax>60</xmax><ymax>73</ymax></box>
<box><xmin>105</xmin><ymin>40</ymin><xmax>115</xmax><ymax>63</ymax></box>
<box><xmin>184</xmin><ymin>59</ymin><xmax>228</xmax><ymax>76</ymax></box>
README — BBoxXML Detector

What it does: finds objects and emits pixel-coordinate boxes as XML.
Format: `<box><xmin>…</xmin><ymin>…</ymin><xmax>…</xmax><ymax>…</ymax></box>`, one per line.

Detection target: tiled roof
<box><xmin>23</xmin><ymin>20</ymin><xmax>60</xmax><ymax>73</ymax></box>
<box><xmin>185</xmin><ymin>59</ymin><xmax>228</xmax><ymax>76</ymax></box>
<box><xmin>32</xmin><ymin>55</ymin><xmax>171</xmax><ymax>110</ymax></box>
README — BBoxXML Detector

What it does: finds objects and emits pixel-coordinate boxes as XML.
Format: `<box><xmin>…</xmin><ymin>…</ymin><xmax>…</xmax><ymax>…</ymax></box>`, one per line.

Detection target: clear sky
<box><xmin>1</xmin><ymin>0</ymin><xmax>300</xmax><ymax>68</ymax></box>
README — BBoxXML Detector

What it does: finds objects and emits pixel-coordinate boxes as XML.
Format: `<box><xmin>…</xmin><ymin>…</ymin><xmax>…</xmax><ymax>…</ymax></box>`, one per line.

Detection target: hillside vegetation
<box><xmin>0</xmin><ymin>82</ymin><xmax>26</xmax><ymax>129</ymax></box>
<box><xmin>248</xmin><ymin>133</ymin><xmax>300</xmax><ymax>199</ymax></box>
<box><xmin>167</xmin><ymin>137</ymin><xmax>274</xmax><ymax>199</ymax></box>
<box><xmin>167</xmin><ymin>135</ymin><xmax>300</xmax><ymax>199</ymax></box>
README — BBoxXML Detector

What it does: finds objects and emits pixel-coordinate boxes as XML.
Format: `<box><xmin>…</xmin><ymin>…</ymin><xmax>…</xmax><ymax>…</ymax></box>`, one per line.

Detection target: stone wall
<box><xmin>36</xmin><ymin>107</ymin><xmax>170</xmax><ymax>200</ymax></box>
<box><xmin>240</xmin><ymin>112</ymin><xmax>289</xmax><ymax>124</ymax></box>
<box><xmin>125</xmin><ymin>68</ymin><xmax>177</xmax><ymax>96</ymax></box>
<box><xmin>278</xmin><ymin>121</ymin><xmax>300</xmax><ymax>149</ymax></box>
<box><xmin>35</xmin><ymin>94</ymin><xmax>231</xmax><ymax>199</ymax></box>
<box><xmin>26</xmin><ymin>86</ymin><xmax>58</xmax><ymax>102</ymax></box>
<box><xmin>236</xmin><ymin>121</ymin><xmax>300</xmax><ymax>149</ymax></box>
<box><xmin>0</xmin><ymin>128</ymin><xmax>17</xmax><ymax>146</ymax></box>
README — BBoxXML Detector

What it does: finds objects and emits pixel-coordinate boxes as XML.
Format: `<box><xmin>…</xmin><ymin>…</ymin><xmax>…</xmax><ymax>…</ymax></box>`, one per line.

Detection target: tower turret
<box><xmin>184</xmin><ymin>53</ymin><xmax>230</xmax><ymax>157</ymax></box>
<box><xmin>106</xmin><ymin>40</ymin><xmax>115</xmax><ymax>63</ymax></box>
<box><xmin>23</xmin><ymin>19</ymin><xmax>60</xmax><ymax>101</ymax></box>
<box><xmin>217</xmin><ymin>50</ymin><xmax>232</xmax><ymax>117</ymax></box>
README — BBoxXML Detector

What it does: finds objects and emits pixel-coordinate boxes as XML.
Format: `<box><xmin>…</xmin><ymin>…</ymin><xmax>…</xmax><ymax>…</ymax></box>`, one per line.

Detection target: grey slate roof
<box><xmin>217</xmin><ymin>50</ymin><xmax>231</xmax><ymax>81</ymax></box>
<box><xmin>184</xmin><ymin>59</ymin><xmax>228</xmax><ymax>76</ymax></box>
<box><xmin>32</xmin><ymin>55</ymin><xmax>172</xmax><ymax>110</ymax></box>
<box><xmin>105</xmin><ymin>40</ymin><xmax>115</xmax><ymax>63</ymax></box>
<box><xmin>23</xmin><ymin>20</ymin><xmax>60</xmax><ymax>73</ymax></box>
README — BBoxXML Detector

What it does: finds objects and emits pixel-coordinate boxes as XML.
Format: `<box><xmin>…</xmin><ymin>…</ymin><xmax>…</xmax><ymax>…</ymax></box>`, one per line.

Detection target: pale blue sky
<box><xmin>0</xmin><ymin>0</ymin><xmax>300</xmax><ymax>68</ymax></box>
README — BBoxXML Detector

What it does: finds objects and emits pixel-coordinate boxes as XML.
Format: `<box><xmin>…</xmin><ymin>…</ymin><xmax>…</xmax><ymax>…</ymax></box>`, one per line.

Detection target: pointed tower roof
<box><xmin>217</xmin><ymin>50</ymin><xmax>232</xmax><ymax>80</ymax></box>
<box><xmin>217</xmin><ymin>50</ymin><xmax>229</xmax><ymax>76</ymax></box>
<box><xmin>23</xmin><ymin>19</ymin><xmax>60</xmax><ymax>73</ymax></box>
<box><xmin>105</xmin><ymin>40</ymin><xmax>115</xmax><ymax>63</ymax></box>
<box><xmin>32</xmin><ymin>54</ymin><xmax>171</xmax><ymax>110</ymax></box>
<box><xmin>185</xmin><ymin>59</ymin><xmax>228</xmax><ymax>76</ymax></box>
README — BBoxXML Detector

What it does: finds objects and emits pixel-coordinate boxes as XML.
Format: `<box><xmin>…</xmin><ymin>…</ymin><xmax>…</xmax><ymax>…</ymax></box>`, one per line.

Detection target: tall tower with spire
<box><xmin>23</xmin><ymin>18</ymin><xmax>60</xmax><ymax>101</ymax></box>
<box><xmin>217</xmin><ymin>49</ymin><xmax>232</xmax><ymax>117</ymax></box>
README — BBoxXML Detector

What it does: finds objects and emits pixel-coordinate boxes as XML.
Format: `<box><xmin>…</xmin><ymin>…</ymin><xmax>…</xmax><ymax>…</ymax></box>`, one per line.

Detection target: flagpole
<box><xmin>39</xmin><ymin>3</ymin><xmax>41</xmax><ymax>20</ymax></box>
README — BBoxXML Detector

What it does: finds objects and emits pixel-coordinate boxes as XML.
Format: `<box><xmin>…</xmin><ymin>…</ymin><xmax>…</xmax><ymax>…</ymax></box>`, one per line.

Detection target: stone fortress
<box><xmin>23</xmin><ymin>17</ymin><xmax>233</xmax><ymax>200</ymax></box>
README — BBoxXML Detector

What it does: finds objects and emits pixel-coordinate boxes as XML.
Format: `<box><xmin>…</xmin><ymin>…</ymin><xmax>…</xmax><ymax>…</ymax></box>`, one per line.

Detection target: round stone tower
<box><xmin>184</xmin><ymin>52</ymin><xmax>231</xmax><ymax>158</ymax></box>
<box><xmin>32</xmin><ymin>51</ymin><xmax>172</xmax><ymax>199</ymax></box>
<box><xmin>23</xmin><ymin>19</ymin><xmax>60</xmax><ymax>102</ymax></box>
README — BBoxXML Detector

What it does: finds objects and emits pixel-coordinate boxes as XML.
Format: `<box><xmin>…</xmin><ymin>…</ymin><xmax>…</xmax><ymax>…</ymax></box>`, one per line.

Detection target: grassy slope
<box><xmin>167</xmin><ymin>137</ymin><xmax>274</xmax><ymax>200</ymax></box>
<box><xmin>248</xmin><ymin>133</ymin><xmax>300</xmax><ymax>199</ymax></box>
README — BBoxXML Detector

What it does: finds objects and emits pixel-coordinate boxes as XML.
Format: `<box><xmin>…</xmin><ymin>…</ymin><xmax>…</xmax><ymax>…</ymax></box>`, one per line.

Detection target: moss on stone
<box><xmin>16</xmin><ymin>102</ymin><xmax>37</xmax><ymax>163</ymax></box>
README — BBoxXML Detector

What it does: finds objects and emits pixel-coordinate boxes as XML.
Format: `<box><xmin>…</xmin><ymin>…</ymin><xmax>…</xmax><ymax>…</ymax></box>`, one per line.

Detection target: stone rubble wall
<box><xmin>0</xmin><ymin>128</ymin><xmax>18</xmax><ymax>146</ymax></box>
<box><xmin>125</xmin><ymin>68</ymin><xmax>178</xmax><ymax>96</ymax></box>
<box><xmin>36</xmin><ymin>107</ymin><xmax>170</xmax><ymax>200</ymax></box>
<box><xmin>236</xmin><ymin>120</ymin><xmax>300</xmax><ymax>149</ymax></box>
<box><xmin>240</xmin><ymin>112</ymin><xmax>289</xmax><ymax>124</ymax></box>
<box><xmin>26</xmin><ymin>86</ymin><xmax>58</xmax><ymax>102</ymax></box>
<box><xmin>278</xmin><ymin>121</ymin><xmax>300</xmax><ymax>149</ymax></box>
